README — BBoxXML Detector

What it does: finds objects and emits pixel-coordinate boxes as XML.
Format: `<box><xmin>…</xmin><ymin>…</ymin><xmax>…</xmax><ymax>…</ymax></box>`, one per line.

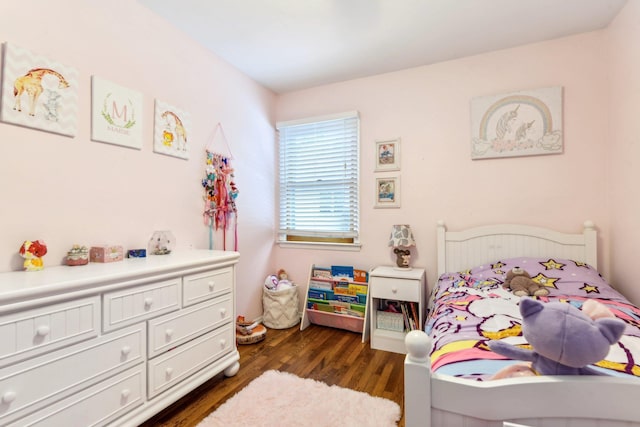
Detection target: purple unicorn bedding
<box><xmin>426</xmin><ymin>257</ymin><xmax>640</xmax><ymax>380</ymax></box>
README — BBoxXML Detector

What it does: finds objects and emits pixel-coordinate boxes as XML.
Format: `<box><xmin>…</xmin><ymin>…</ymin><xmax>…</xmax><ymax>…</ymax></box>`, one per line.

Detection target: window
<box><xmin>277</xmin><ymin>111</ymin><xmax>360</xmax><ymax>247</ymax></box>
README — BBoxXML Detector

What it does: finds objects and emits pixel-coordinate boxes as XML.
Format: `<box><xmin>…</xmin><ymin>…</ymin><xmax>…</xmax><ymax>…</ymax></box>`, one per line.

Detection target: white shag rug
<box><xmin>197</xmin><ymin>370</ymin><xmax>401</xmax><ymax>427</ymax></box>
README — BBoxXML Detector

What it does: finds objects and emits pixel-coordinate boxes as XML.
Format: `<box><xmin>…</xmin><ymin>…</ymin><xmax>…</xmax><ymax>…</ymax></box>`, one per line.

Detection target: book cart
<box><xmin>300</xmin><ymin>264</ymin><xmax>370</xmax><ymax>343</ymax></box>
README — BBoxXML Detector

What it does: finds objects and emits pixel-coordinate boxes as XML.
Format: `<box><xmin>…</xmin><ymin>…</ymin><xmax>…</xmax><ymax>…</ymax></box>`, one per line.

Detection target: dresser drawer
<box><xmin>0</xmin><ymin>324</ymin><xmax>145</xmax><ymax>424</ymax></box>
<box><xmin>147</xmin><ymin>324</ymin><xmax>233</xmax><ymax>398</ymax></box>
<box><xmin>370</xmin><ymin>277</ymin><xmax>420</xmax><ymax>301</ymax></box>
<box><xmin>148</xmin><ymin>296</ymin><xmax>233</xmax><ymax>358</ymax></box>
<box><xmin>103</xmin><ymin>279</ymin><xmax>181</xmax><ymax>332</ymax></box>
<box><xmin>10</xmin><ymin>366</ymin><xmax>145</xmax><ymax>427</ymax></box>
<box><xmin>0</xmin><ymin>296</ymin><xmax>99</xmax><ymax>368</ymax></box>
<box><xmin>183</xmin><ymin>267</ymin><xmax>233</xmax><ymax>307</ymax></box>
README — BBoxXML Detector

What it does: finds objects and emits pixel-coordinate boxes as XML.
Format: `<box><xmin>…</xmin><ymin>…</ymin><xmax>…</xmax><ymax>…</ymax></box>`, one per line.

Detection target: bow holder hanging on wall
<box><xmin>202</xmin><ymin>122</ymin><xmax>239</xmax><ymax>251</ymax></box>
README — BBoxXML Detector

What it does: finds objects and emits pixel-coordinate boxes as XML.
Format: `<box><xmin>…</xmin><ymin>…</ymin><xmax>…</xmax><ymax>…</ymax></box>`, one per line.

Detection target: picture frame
<box><xmin>375</xmin><ymin>138</ymin><xmax>400</xmax><ymax>171</ymax></box>
<box><xmin>153</xmin><ymin>99</ymin><xmax>191</xmax><ymax>159</ymax></box>
<box><xmin>0</xmin><ymin>42</ymin><xmax>79</xmax><ymax>137</ymax></box>
<box><xmin>91</xmin><ymin>76</ymin><xmax>143</xmax><ymax>150</ymax></box>
<box><xmin>374</xmin><ymin>174</ymin><xmax>400</xmax><ymax>208</ymax></box>
<box><xmin>470</xmin><ymin>86</ymin><xmax>563</xmax><ymax>160</ymax></box>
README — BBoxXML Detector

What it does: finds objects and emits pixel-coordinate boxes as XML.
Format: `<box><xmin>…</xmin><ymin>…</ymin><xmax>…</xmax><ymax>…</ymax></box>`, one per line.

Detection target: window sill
<box><xmin>276</xmin><ymin>241</ymin><xmax>362</xmax><ymax>252</ymax></box>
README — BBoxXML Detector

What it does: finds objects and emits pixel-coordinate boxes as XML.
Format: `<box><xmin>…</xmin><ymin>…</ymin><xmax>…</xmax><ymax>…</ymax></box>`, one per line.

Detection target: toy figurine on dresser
<box><xmin>19</xmin><ymin>240</ymin><xmax>48</xmax><ymax>271</ymax></box>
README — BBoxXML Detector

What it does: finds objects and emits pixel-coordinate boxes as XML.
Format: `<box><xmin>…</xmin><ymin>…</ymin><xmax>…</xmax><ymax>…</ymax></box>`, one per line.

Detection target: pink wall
<box><xmin>276</xmin><ymin>31</ymin><xmax>612</xmax><ymax>299</ymax></box>
<box><xmin>0</xmin><ymin>0</ymin><xmax>277</xmax><ymax>318</ymax></box>
<box><xmin>607</xmin><ymin>0</ymin><xmax>640</xmax><ymax>305</ymax></box>
<box><xmin>2</xmin><ymin>1</ymin><xmax>638</xmax><ymax>323</ymax></box>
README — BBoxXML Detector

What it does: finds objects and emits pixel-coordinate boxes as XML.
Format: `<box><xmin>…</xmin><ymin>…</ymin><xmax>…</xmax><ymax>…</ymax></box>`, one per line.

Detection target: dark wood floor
<box><xmin>140</xmin><ymin>323</ymin><xmax>406</xmax><ymax>426</ymax></box>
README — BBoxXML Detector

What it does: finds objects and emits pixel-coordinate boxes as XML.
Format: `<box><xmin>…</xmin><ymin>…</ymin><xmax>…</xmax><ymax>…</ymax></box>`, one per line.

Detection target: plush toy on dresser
<box><xmin>19</xmin><ymin>240</ymin><xmax>48</xmax><ymax>271</ymax></box>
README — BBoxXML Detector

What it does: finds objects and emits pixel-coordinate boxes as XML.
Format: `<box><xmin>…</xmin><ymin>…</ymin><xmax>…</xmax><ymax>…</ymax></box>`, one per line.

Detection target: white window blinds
<box><xmin>277</xmin><ymin>111</ymin><xmax>360</xmax><ymax>241</ymax></box>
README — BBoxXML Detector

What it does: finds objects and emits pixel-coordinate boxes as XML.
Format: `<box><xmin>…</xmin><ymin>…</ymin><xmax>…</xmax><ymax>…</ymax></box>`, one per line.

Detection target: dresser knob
<box><xmin>165</xmin><ymin>367</ymin><xmax>173</xmax><ymax>377</ymax></box>
<box><xmin>391</xmin><ymin>287</ymin><xmax>398</xmax><ymax>294</ymax></box>
<box><xmin>219</xmin><ymin>338</ymin><xmax>226</xmax><ymax>349</ymax></box>
<box><xmin>36</xmin><ymin>325</ymin><xmax>50</xmax><ymax>336</ymax></box>
<box><xmin>121</xmin><ymin>346</ymin><xmax>131</xmax><ymax>356</ymax></box>
<box><xmin>208</xmin><ymin>281</ymin><xmax>215</xmax><ymax>291</ymax></box>
<box><xmin>165</xmin><ymin>329</ymin><xmax>174</xmax><ymax>339</ymax></box>
<box><xmin>219</xmin><ymin>308</ymin><xmax>227</xmax><ymax>317</ymax></box>
<box><xmin>2</xmin><ymin>391</ymin><xmax>16</xmax><ymax>404</ymax></box>
<box><xmin>144</xmin><ymin>297</ymin><xmax>154</xmax><ymax>308</ymax></box>
<box><xmin>121</xmin><ymin>389</ymin><xmax>130</xmax><ymax>399</ymax></box>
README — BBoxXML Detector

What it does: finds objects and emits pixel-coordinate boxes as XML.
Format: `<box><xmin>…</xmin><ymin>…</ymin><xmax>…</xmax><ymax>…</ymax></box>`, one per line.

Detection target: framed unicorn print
<box><xmin>153</xmin><ymin>99</ymin><xmax>191</xmax><ymax>159</ymax></box>
<box><xmin>90</xmin><ymin>76</ymin><xmax>143</xmax><ymax>149</ymax></box>
<box><xmin>0</xmin><ymin>43</ymin><xmax>79</xmax><ymax>136</ymax></box>
<box><xmin>470</xmin><ymin>86</ymin><xmax>563</xmax><ymax>160</ymax></box>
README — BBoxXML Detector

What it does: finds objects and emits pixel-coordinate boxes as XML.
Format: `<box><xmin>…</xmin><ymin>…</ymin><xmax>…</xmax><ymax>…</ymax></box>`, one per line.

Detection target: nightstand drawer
<box><xmin>370</xmin><ymin>276</ymin><xmax>420</xmax><ymax>301</ymax></box>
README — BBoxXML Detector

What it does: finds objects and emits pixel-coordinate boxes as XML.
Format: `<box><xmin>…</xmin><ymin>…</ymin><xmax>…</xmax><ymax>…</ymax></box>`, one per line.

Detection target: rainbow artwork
<box><xmin>470</xmin><ymin>86</ymin><xmax>563</xmax><ymax>160</ymax></box>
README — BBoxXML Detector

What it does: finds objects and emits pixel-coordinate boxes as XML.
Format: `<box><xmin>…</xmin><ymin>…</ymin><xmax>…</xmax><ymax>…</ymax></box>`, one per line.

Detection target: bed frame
<box><xmin>404</xmin><ymin>221</ymin><xmax>640</xmax><ymax>427</ymax></box>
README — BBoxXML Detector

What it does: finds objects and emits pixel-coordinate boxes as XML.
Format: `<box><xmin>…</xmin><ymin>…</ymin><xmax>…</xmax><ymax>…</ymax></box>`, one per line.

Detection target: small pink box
<box><xmin>90</xmin><ymin>245</ymin><xmax>124</xmax><ymax>263</ymax></box>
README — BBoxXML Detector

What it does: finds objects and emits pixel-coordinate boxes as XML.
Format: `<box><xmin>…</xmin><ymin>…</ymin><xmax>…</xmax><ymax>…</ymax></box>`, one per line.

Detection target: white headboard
<box><xmin>436</xmin><ymin>220</ymin><xmax>597</xmax><ymax>276</ymax></box>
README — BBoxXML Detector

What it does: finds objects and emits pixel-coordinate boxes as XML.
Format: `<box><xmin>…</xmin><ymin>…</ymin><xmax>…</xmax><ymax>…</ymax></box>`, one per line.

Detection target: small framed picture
<box><xmin>375</xmin><ymin>174</ymin><xmax>400</xmax><ymax>208</ymax></box>
<box><xmin>375</xmin><ymin>138</ymin><xmax>400</xmax><ymax>172</ymax></box>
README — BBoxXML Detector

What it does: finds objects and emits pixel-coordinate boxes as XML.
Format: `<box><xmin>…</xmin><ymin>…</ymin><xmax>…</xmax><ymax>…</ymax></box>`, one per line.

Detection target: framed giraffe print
<box><xmin>90</xmin><ymin>76</ymin><xmax>143</xmax><ymax>150</ymax></box>
<box><xmin>153</xmin><ymin>99</ymin><xmax>191</xmax><ymax>159</ymax></box>
<box><xmin>0</xmin><ymin>43</ymin><xmax>79</xmax><ymax>137</ymax></box>
<box><xmin>470</xmin><ymin>86</ymin><xmax>563</xmax><ymax>160</ymax></box>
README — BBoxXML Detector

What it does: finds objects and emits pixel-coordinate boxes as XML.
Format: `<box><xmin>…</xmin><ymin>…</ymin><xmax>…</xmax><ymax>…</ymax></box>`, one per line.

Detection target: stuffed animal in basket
<box><xmin>503</xmin><ymin>266</ymin><xmax>549</xmax><ymax>297</ymax></box>
<box><xmin>489</xmin><ymin>297</ymin><xmax>626</xmax><ymax>377</ymax></box>
<box><xmin>19</xmin><ymin>240</ymin><xmax>48</xmax><ymax>271</ymax></box>
<box><xmin>276</xmin><ymin>269</ymin><xmax>293</xmax><ymax>290</ymax></box>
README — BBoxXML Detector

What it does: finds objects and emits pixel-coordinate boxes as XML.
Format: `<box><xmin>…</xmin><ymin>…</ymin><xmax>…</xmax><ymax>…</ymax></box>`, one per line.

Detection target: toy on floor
<box><xmin>236</xmin><ymin>316</ymin><xmax>267</xmax><ymax>345</ymax></box>
<box><xmin>19</xmin><ymin>240</ymin><xmax>48</xmax><ymax>271</ymax></box>
<box><xmin>489</xmin><ymin>298</ymin><xmax>626</xmax><ymax>377</ymax></box>
<box><xmin>503</xmin><ymin>266</ymin><xmax>549</xmax><ymax>297</ymax></box>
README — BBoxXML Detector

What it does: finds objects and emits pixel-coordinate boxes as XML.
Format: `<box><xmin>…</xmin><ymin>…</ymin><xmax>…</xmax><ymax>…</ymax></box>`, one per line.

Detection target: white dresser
<box><xmin>0</xmin><ymin>250</ymin><xmax>240</xmax><ymax>427</ymax></box>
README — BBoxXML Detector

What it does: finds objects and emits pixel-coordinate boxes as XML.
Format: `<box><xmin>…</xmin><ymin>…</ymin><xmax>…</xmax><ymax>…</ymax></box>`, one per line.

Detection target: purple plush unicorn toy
<box><xmin>490</xmin><ymin>297</ymin><xmax>626</xmax><ymax>376</ymax></box>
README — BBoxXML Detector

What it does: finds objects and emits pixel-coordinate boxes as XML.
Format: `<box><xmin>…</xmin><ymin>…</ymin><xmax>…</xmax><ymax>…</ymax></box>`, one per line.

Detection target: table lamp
<box><xmin>388</xmin><ymin>224</ymin><xmax>416</xmax><ymax>269</ymax></box>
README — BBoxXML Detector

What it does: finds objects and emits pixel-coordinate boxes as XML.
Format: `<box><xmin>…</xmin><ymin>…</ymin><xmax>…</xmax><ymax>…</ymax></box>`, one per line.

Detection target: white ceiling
<box><xmin>138</xmin><ymin>0</ymin><xmax>627</xmax><ymax>94</ymax></box>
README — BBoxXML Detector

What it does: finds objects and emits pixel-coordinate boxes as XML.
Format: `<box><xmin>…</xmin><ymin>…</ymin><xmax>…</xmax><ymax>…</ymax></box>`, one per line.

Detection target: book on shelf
<box><xmin>409</xmin><ymin>301</ymin><xmax>420</xmax><ymax>329</ymax></box>
<box><xmin>334</xmin><ymin>294</ymin><xmax>359</xmax><ymax>304</ymax></box>
<box><xmin>354</xmin><ymin>269</ymin><xmax>368</xmax><ymax>283</ymax></box>
<box><xmin>399</xmin><ymin>303</ymin><xmax>412</xmax><ymax>331</ymax></box>
<box><xmin>309</xmin><ymin>279</ymin><xmax>332</xmax><ymax>290</ymax></box>
<box><xmin>308</xmin><ymin>289</ymin><xmax>331</xmax><ymax>300</ymax></box>
<box><xmin>334</xmin><ymin>286</ymin><xmax>356</xmax><ymax>296</ymax></box>
<box><xmin>331</xmin><ymin>265</ymin><xmax>354</xmax><ymax>280</ymax></box>
<box><xmin>312</xmin><ymin>267</ymin><xmax>332</xmax><ymax>279</ymax></box>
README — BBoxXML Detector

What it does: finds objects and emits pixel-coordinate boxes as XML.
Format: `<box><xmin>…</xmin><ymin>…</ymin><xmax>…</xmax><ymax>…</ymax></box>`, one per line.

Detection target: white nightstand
<box><xmin>369</xmin><ymin>266</ymin><xmax>426</xmax><ymax>354</ymax></box>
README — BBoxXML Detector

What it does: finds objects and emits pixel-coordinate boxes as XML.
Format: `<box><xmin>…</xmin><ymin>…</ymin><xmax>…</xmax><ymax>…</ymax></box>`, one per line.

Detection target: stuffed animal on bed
<box><xmin>503</xmin><ymin>266</ymin><xmax>549</xmax><ymax>297</ymax></box>
<box><xmin>489</xmin><ymin>298</ymin><xmax>626</xmax><ymax>376</ymax></box>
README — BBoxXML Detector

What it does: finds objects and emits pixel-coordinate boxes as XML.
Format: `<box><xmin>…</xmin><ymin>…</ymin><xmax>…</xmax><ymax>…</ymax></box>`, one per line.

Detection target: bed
<box><xmin>404</xmin><ymin>221</ymin><xmax>640</xmax><ymax>427</ymax></box>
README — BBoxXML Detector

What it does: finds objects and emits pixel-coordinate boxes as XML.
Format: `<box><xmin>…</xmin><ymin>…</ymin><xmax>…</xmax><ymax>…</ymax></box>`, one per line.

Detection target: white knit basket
<box><xmin>262</xmin><ymin>285</ymin><xmax>300</xmax><ymax>329</ymax></box>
